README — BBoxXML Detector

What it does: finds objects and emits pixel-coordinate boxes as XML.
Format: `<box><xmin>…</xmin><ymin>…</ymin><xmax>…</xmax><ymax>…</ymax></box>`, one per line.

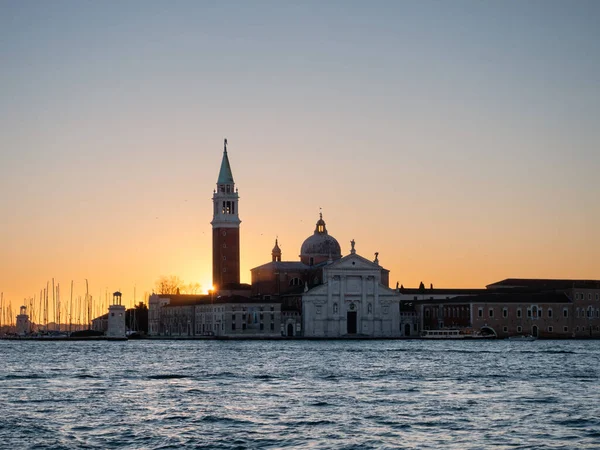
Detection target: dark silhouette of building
<box><xmin>211</xmin><ymin>139</ymin><xmax>241</xmax><ymax>290</ymax></box>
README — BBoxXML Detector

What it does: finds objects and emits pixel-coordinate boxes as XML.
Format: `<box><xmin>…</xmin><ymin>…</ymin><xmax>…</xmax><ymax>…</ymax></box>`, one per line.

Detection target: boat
<box><xmin>508</xmin><ymin>335</ymin><xmax>537</xmax><ymax>341</ymax></box>
<box><xmin>421</xmin><ymin>329</ymin><xmax>466</xmax><ymax>339</ymax></box>
<box><xmin>421</xmin><ymin>329</ymin><xmax>496</xmax><ymax>339</ymax></box>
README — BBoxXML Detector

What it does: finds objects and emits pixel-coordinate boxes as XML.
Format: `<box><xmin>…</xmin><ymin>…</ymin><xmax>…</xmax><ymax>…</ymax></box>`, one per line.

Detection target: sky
<box><xmin>1</xmin><ymin>1</ymin><xmax>599</xmax><ymax>317</ymax></box>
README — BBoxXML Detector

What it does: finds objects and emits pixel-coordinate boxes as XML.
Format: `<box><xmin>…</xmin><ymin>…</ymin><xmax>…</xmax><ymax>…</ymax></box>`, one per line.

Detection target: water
<box><xmin>1</xmin><ymin>340</ymin><xmax>599</xmax><ymax>449</ymax></box>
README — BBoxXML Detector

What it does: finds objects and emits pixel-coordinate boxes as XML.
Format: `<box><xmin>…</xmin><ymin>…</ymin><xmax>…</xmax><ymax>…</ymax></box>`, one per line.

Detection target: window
<box><xmin>260</xmin><ymin>323</ymin><xmax>264</xmax><ymax>331</ymax></box>
<box><xmin>270</xmin><ymin>323</ymin><xmax>274</xmax><ymax>331</ymax></box>
<box><xmin>576</xmin><ymin>327</ymin><xmax>580</xmax><ymax>332</ymax></box>
<box><xmin>478</xmin><ymin>308</ymin><xmax>483</xmax><ymax>318</ymax></box>
<box><xmin>232</xmin><ymin>322</ymin><xmax>236</xmax><ymax>331</ymax></box>
<box><xmin>309</xmin><ymin>257</ymin><xmax>314</xmax><ymax>266</ymax></box>
<box><xmin>576</xmin><ymin>308</ymin><xmax>580</xmax><ymax>318</ymax></box>
<box><xmin>223</xmin><ymin>243</ymin><xmax>227</xmax><ymax>248</ymax></box>
<box><xmin>333</xmin><ymin>303</ymin><xmax>338</xmax><ymax>314</ymax></box>
<box><xmin>582</xmin><ymin>326</ymin><xmax>586</xmax><ymax>332</ymax></box>
<box><xmin>226</xmin><ymin>185</ymin><xmax>231</xmax><ymax>193</ymax></box>
<box><xmin>596</xmin><ymin>294</ymin><xmax>599</xmax><ymax>301</ymax></box>
<box><xmin>263</xmin><ymin>295</ymin><xmax>271</xmax><ymax>301</ymax></box>
<box><xmin>564</xmin><ymin>326</ymin><xmax>568</xmax><ymax>332</ymax></box>
<box><xmin>111</xmin><ymin>313</ymin><xmax>115</xmax><ymax>317</ymax></box>
<box><xmin>527</xmin><ymin>308</ymin><xmax>532</xmax><ymax>318</ymax></box>
<box><xmin>503</xmin><ymin>326</ymin><xmax>508</xmax><ymax>333</ymax></box>
<box><xmin>425</xmin><ymin>310</ymin><xmax>430</xmax><ymax>318</ymax></box>
<box><xmin>589</xmin><ymin>293</ymin><xmax>592</xmax><ymax>300</ymax></box>
<box><xmin>563</xmin><ymin>308</ymin><xmax>568</xmax><ymax>318</ymax></box>
<box><xmin>289</xmin><ymin>278</ymin><xmax>302</xmax><ymax>287</ymax></box>
<box><xmin>503</xmin><ymin>308</ymin><xmax>508</xmax><ymax>318</ymax></box>
<box><xmin>517</xmin><ymin>326</ymin><xmax>522</xmax><ymax>333</ymax></box>
<box><xmin>222</xmin><ymin>231</ymin><xmax>227</xmax><ymax>236</ymax></box>
<box><xmin>368</xmin><ymin>303</ymin><xmax>373</xmax><ymax>314</ymax></box>
<box><xmin>489</xmin><ymin>308</ymin><xmax>494</xmax><ymax>318</ymax></box>
<box><xmin>242</xmin><ymin>323</ymin><xmax>246</xmax><ymax>330</ymax></box>
<box><xmin>517</xmin><ymin>309</ymin><xmax>522</xmax><ymax>318</ymax></box>
<box><xmin>532</xmin><ymin>306</ymin><xmax>538</xmax><ymax>318</ymax></box>
<box><xmin>548</xmin><ymin>326</ymin><xmax>553</xmax><ymax>332</ymax></box>
<box><xmin>548</xmin><ymin>309</ymin><xmax>553</xmax><ymax>318</ymax></box>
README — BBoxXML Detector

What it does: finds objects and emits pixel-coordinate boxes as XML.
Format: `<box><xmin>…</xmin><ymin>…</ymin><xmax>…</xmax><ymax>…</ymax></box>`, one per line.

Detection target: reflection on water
<box><xmin>1</xmin><ymin>340</ymin><xmax>599</xmax><ymax>449</ymax></box>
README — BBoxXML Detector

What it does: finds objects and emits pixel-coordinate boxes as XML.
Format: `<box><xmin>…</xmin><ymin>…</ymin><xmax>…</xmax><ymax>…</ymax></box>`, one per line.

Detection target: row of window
<box><xmin>477</xmin><ymin>306</ymin><xmax>567</xmax><ymax>319</ymax></box>
<box><xmin>501</xmin><ymin>325</ymin><xmax>600</xmax><ymax>334</ymax></box>
<box><xmin>575</xmin><ymin>292</ymin><xmax>600</xmax><ymax>301</ymax></box>
<box><xmin>232</xmin><ymin>322</ymin><xmax>275</xmax><ymax>331</ymax></box>
<box><xmin>575</xmin><ymin>307</ymin><xmax>600</xmax><ymax>318</ymax></box>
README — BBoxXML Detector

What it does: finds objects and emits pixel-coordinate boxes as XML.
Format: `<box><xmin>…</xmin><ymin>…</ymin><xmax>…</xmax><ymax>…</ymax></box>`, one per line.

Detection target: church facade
<box><xmin>302</xmin><ymin>243</ymin><xmax>403</xmax><ymax>338</ymax></box>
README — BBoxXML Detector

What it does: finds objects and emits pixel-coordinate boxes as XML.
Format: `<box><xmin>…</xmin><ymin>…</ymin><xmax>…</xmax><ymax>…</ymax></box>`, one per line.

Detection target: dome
<box><xmin>300</xmin><ymin>214</ymin><xmax>342</xmax><ymax>265</ymax></box>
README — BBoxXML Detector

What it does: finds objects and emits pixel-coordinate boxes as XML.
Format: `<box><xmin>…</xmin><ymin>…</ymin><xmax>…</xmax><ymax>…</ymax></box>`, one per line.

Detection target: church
<box><xmin>149</xmin><ymin>139</ymin><xmax>411</xmax><ymax>338</ymax></box>
<box><xmin>302</xmin><ymin>242</ymin><xmax>403</xmax><ymax>337</ymax></box>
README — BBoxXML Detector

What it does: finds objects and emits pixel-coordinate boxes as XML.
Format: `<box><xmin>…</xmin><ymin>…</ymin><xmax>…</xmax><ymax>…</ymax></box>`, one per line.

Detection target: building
<box><xmin>211</xmin><ymin>138</ymin><xmax>242</xmax><ymax>291</ymax></box>
<box><xmin>302</xmin><ymin>242</ymin><xmax>405</xmax><ymax>337</ymax></box>
<box><xmin>416</xmin><ymin>278</ymin><xmax>600</xmax><ymax>338</ymax></box>
<box><xmin>107</xmin><ymin>291</ymin><xmax>126</xmax><ymax>338</ymax></box>
<box><xmin>148</xmin><ymin>293</ymin><xmax>282</xmax><ymax>337</ymax></box>
<box><xmin>16</xmin><ymin>306</ymin><xmax>30</xmax><ymax>335</ymax></box>
<box><xmin>250</xmin><ymin>214</ymin><xmax>344</xmax><ymax>336</ymax></box>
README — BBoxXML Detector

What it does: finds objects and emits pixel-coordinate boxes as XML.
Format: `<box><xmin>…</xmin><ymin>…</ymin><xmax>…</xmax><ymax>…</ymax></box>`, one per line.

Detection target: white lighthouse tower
<box><xmin>107</xmin><ymin>291</ymin><xmax>126</xmax><ymax>339</ymax></box>
<box><xmin>16</xmin><ymin>306</ymin><xmax>30</xmax><ymax>336</ymax></box>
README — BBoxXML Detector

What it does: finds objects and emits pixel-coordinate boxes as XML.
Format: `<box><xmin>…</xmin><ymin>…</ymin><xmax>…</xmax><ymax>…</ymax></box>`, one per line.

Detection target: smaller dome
<box><xmin>272</xmin><ymin>238</ymin><xmax>281</xmax><ymax>254</ymax></box>
<box><xmin>271</xmin><ymin>238</ymin><xmax>282</xmax><ymax>262</ymax></box>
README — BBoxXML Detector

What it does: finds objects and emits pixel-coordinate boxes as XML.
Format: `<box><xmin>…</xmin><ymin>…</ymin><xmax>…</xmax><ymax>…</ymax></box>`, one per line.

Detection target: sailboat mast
<box><xmin>70</xmin><ymin>280</ymin><xmax>73</xmax><ymax>333</ymax></box>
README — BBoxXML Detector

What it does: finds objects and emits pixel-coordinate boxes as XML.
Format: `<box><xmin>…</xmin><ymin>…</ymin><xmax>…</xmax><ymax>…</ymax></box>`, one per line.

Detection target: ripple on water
<box><xmin>0</xmin><ymin>340</ymin><xmax>598</xmax><ymax>449</ymax></box>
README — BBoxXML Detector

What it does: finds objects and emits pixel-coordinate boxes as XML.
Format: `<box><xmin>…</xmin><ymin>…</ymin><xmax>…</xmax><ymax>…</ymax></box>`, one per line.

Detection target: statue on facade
<box><xmin>350</xmin><ymin>239</ymin><xmax>356</xmax><ymax>254</ymax></box>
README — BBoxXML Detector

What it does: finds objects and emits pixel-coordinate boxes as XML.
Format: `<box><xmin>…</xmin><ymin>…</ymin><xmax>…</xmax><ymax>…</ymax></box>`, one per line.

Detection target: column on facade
<box><xmin>328</xmin><ymin>275</ymin><xmax>333</xmax><ymax>314</ymax></box>
<box><xmin>361</xmin><ymin>276</ymin><xmax>367</xmax><ymax>307</ymax></box>
<box><xmin>374</xmin><ymin>276</ymin><xmax>380</xmax><ymax>336</ymax></box>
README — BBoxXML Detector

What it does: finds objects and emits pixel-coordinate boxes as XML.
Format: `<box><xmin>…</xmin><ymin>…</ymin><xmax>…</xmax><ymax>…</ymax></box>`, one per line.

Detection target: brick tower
<box><xmin>211</xmin><ymin>138</ymin><xmax>241</xmax><ymax>290</ymax></box>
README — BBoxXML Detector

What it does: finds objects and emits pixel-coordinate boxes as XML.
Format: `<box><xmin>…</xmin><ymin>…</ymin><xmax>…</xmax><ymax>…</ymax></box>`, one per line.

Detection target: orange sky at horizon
<box><xmin>1</xmin><ymin>138</ymin><xmax>597</xmax><ymax>322</ymax></box>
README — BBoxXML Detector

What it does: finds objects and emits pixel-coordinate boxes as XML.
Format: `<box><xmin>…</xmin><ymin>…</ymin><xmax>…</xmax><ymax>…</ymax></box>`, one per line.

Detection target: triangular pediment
<box><xmin>325</xmin><ymin>252</ymin><xmax>382</xmax><ymax>271</ymax></box>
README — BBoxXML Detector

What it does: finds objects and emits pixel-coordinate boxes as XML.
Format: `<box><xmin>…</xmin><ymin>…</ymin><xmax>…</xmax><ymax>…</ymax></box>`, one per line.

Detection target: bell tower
<box><xmin>211</xmin><ymin>138</ymin><xmax>241</xmax><ymax>290</ymax></box>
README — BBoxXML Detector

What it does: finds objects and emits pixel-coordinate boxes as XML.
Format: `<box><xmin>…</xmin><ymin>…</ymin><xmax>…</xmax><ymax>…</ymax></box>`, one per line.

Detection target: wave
<box><xmin>147</xmin><ymin>374</ymin><xmax>189</xmax><ymax>380</ymax></box>
<box><xmin>4</xmin><ymin>374</ymin><xmax>45</xmax><ymax>380</ymax></box>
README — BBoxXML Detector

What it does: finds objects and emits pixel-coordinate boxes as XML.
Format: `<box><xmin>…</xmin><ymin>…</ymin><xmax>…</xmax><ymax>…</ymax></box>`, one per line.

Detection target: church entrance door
<box><xmin>347</xmin><ymin>311</ymin><xmax>357</xmax><ymax>334</ymax></box>
<box><xmin>404</xmin><ymin>323</ymin><xmax>411</xmax><ymax>337</ymax></box>
<box><xmin>287</xmin><ymin>323</ymin><xmax>294</xmax><ymax>337</ymax></box>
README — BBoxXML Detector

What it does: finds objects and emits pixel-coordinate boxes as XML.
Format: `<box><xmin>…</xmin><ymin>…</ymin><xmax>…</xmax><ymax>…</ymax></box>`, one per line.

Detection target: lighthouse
<box><xmin>107</xmin><ymin>291</ymin><xmax>126</xmax><ymax>339</ymax></box>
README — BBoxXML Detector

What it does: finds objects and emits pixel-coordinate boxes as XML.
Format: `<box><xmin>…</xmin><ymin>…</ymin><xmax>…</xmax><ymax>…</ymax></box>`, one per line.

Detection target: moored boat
<box><xmin>507</xmin><ymin>334</ymin><xmax>537</xmax><ymax>341</ymax></box>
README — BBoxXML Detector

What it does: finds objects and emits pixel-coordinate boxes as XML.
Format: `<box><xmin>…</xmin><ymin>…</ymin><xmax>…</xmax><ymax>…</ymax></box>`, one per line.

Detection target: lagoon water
<box><xmin>1</xmin><ymin>340</ymin><xmax>599</xmax><ymax>449</ymax></box>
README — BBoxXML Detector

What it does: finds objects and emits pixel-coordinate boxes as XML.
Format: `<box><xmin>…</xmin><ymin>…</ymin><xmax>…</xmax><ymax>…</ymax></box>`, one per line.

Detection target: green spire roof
<box><xmin>217</xmin><ymin>139</ymin><xmax>235</xmax><ymax>184</ymax></box>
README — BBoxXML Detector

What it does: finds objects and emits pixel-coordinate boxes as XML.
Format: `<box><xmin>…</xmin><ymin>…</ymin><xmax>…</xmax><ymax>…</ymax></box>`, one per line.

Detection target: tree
<box><xmin>185</xmin><ymin>282</ymin><xmax>202</xmax><ymax>294</ymax></box>
<box><xmin>155</xmin><ymin>275</ymin><xmax>184</xmax><ymax>295</ymax></box>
